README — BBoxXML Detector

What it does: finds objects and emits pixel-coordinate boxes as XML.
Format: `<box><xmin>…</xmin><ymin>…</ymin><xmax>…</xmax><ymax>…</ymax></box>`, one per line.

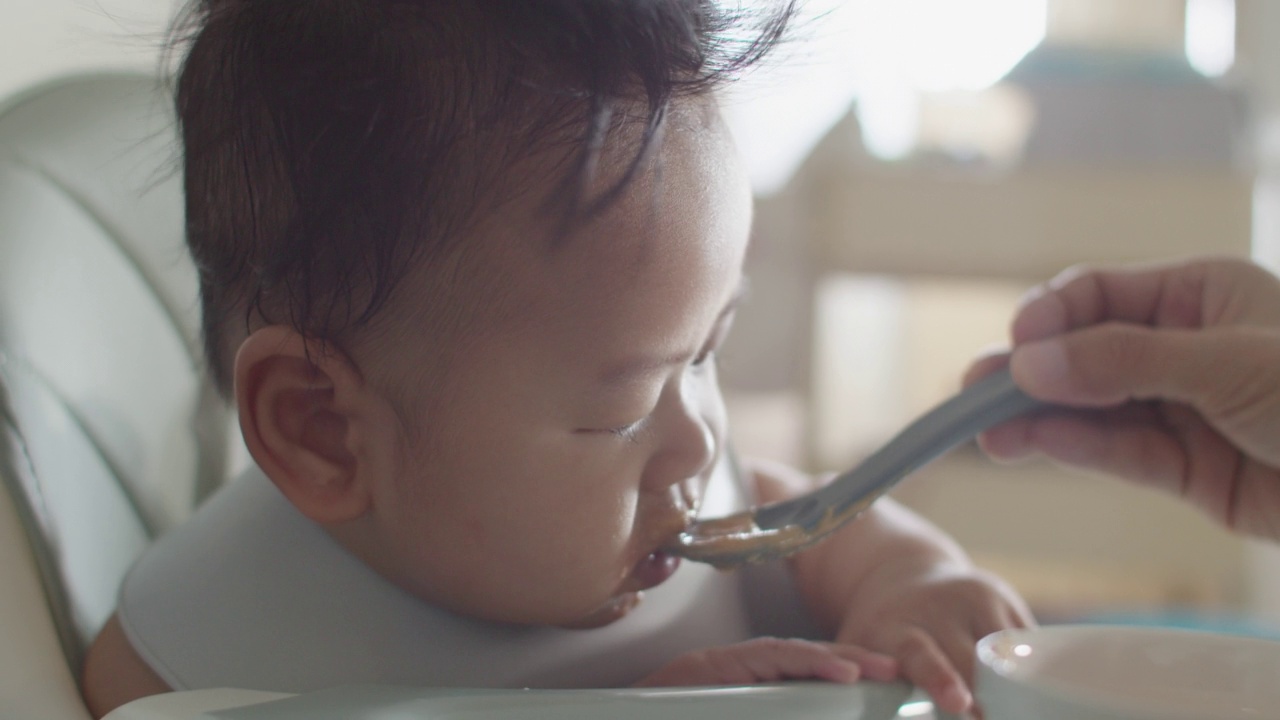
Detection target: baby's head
<box><xmin>173</xmin><ymin>0</ymin><xmax>790</xmax><ymax>628</ymax></box>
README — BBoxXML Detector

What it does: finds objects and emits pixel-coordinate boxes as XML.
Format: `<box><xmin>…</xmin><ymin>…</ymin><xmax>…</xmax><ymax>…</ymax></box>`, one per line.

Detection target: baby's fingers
<box><xmin>718</xmin><ymin>638</ymin><xmax>864</xmax><ymax>685</ymax></box>
<box><xmin>636</xmin><ymin>637</ymin><xmax>874</xmax><ymax>687</ymax></box>
<box><xmin>889</xmin><ymin>629</ymin><xmax>972</xmax><ymax>715</ymax></box>
<box><xmin>828</xmin><ymin>643</ymin><xmax>898</xmax><ymax>682</ymax></box>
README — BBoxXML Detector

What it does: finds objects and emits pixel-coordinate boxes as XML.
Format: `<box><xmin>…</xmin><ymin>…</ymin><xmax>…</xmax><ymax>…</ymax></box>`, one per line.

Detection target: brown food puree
<box><xmin>666</xmin><ymin>494</ymin><xmax>876</xmax><ymax>569</ymax></box>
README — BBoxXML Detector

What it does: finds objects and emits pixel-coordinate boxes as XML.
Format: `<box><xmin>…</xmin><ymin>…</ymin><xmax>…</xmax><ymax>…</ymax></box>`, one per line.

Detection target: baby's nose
<box><xmin>646</xmin><ymin>401</ymin><xmax>717</xmax><ymax>491</ymax></box>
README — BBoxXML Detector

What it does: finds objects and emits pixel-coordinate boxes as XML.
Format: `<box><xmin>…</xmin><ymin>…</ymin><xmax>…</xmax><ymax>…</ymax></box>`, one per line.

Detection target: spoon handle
<box><xmin>755</xmin><ymin>367</ymin><xmax>1046</xmax><ymax>532</ymax></box>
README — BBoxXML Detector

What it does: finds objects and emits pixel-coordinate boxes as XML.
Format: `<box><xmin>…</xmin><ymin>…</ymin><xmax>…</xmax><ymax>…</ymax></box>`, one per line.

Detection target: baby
<box><xmin>81</xmin><ymin>0</ymin><xmax>1031</xmax><ymax>717</ymax></box>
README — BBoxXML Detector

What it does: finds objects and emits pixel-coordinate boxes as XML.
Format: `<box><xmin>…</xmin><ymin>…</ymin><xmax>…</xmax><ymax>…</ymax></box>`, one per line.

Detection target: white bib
<box><xmin>118</xmin><ymin>459</ymin><xmax>811</xmax><ymax>693</ymax></box>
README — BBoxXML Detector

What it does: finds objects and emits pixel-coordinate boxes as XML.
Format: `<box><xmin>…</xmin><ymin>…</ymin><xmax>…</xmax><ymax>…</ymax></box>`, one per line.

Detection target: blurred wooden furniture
<box><xmin>724</xmin><ymin>44</ymin><xmax>1256</xmax><ymax>620</ymax></box>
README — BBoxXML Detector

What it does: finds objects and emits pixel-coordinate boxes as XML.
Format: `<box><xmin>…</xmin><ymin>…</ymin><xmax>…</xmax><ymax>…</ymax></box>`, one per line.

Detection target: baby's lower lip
<box><xmin>632</xmin><ymin>550</ymin><xmax>680</xmax><ymax>589</ymax></box>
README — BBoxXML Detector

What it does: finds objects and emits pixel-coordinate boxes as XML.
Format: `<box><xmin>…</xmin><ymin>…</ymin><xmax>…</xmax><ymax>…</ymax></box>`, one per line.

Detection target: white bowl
<box><xmin>976</xmin><ymin>625</ymin><xmax>1280</xmax><ymax>720</ymax></box>
<box><xmin>104</xmin><ymin>682</ymin><xmax>917</xmax><ymax>720</ymax></box>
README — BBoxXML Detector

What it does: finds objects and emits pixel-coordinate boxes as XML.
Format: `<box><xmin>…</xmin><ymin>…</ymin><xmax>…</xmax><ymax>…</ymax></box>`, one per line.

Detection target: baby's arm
<box><xmin>751</xmin><ymin>459</ymin><xmax>1033</xmax><ymax>716</ymax></box>
<box><xmin>81</xmin><ymin>613</ymin><xmax>173</xmax><ymax>718</ymax></box>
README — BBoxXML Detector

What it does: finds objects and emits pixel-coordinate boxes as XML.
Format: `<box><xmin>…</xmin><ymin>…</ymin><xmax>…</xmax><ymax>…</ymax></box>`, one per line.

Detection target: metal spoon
<box><xmin>666</xmin><ymin>367</ymin><xmax>1045</xmax><ymax>568</ymax></box>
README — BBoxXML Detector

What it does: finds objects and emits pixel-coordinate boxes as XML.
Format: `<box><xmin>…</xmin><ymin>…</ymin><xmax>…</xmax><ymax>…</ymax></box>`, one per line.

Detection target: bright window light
<box><xmin>722</xmin><ymin>0</ymin><xmax>1047</xmax><ymax>187</ymax></box>
<box><xmin>856</xmin><ymin>84</ymin><xmax>921</xmax><ymax>161</ymax></box>
<box><xmin>847</xmin><ymin>0</ymin><xmax>1046</xmax><ymax>160</ymax></box>
<box><xmin>1186</xmin><ymin>0</ymin><xmax>1235</xmax><ymax>78</ymax></box>
<box><xmin>846</xmin><ymin>0</ymin><xmax>1047</xmax><ymax>93</ymax></box>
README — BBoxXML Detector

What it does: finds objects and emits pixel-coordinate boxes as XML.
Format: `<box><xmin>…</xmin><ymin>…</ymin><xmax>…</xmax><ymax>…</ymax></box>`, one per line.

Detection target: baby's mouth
<box><xmin>632</xmin><ymin>549</ymin><xmax>681</xmax><ymax>590</ymax></box>
<box><xmin>660</xmin><ymin>477</ymin><xmax>704</xmax><ymax>542</ymax></box>
<box><xmin>679</xmin><ymin>477</ymin><xmax>704</xmax><ymax>523</ymax></box>
<box><xmin>648</xmin><ymin>475</ymin><xmax>708</xmax><ymax>553</ymax></box>
<box><xmin>571</xmin><ymin>549</ymin><xmax>677</xmax><ymax>628</ymax></box>
<box><xmin>627</xmin><ymin>476</ymin><xmax>707</xmax><ymax>592</ymax></box>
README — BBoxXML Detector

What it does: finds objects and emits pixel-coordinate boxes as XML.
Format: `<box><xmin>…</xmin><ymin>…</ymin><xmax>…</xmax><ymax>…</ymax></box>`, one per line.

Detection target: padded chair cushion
<box><xmin>0</xmin><ymin>420</ymin><xmax>92</xmax><ymax>720</ymax></box>
<box><xmin>0</xmin><ymin>356</ymin><xmax>149</xmax><ymax>667</ymax></box>
<box><xmin>0</xmin><ymin>74</ymin><xmax>227</xmax><ymax>533</ymax></box>
<box><xmin>0</xmin><ymin>73</ymin><xmax>232</xmax><ymax>717</ymax></box>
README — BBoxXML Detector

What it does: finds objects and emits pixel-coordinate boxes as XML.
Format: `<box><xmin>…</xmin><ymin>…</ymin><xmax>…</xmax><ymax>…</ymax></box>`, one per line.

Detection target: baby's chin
<box><xmin>557</xmin><ymin>549</ymin><xmax>683</xmax><ymax>629</ymax></box>
<box><xmin>557</xmin><ymin>591</ymin><xmax>645</xmax><ymax>630</ymax></box>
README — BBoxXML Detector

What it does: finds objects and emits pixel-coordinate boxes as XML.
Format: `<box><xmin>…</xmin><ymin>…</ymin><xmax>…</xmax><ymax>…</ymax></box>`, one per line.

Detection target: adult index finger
<box><xmin>1012</xmin><ymin>258</ymin><xmax>1222</xmax><ymax>345</ymax></box>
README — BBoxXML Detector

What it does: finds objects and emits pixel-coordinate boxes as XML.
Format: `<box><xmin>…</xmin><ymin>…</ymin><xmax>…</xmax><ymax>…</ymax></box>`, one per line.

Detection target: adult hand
<box><xmin>966</xmin><ymin>257</ymin><xmax>1280</xmax><ymax>540</ymax></box>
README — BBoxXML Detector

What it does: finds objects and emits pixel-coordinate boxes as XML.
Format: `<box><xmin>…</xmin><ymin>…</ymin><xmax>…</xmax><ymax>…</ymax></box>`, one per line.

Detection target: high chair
<box><xmin>0</xmin><ymin>72</ymin><xmax>232</xmax><ymax>720</ymax></box>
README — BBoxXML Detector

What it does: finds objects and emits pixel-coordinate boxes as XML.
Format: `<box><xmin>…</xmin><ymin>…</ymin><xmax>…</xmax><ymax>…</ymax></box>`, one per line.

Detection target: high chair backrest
<box><xmin>0</xmin><ymin>73</ymin><xmax>230</xmax><ymax>719</ymax></box>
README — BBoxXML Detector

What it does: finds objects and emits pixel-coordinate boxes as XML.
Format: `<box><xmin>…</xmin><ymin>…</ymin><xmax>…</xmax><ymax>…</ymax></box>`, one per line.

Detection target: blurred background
<box><xmin>5</xmin><ymin>0</ymin><xmax>1280</xmax><ymax>634</ymax></box>
<box><xmin>717</xmin><ymin>0</ymin><xmax>1280</xmax><ymax>635</ymax></box>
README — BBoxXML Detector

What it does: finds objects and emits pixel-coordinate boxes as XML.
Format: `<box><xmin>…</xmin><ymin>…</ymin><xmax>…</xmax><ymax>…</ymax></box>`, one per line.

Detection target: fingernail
<box><xmin>869</xmin><ymin>654</ymin><xmax>899</xmax><ymax>672</ymax></box>
<box><xmin>1011</xmin><ymin>339</ymin><xmax>1068</xmax><ymax>393</ymax></box>
<box><xmin>942</xmin><ymin>684</ymin><xmax>974</xmax><ymax>713</ymax></box>
<box><xmin>1012</xmin><ymin>290</ymin><xmax>1068</xmax><ymax>343</ymax></box>
<box><xmin>821</xmin><ymin>660</ymin><xmax>862</xmax><ymax>684</ymax></box>
<box><xmin>857</xmin><ymin>655</ymin><xmax>899</xmax><ymax>682</ymax></box>
<box><xmin>1015</xmin><ymin>282</ymin><xmax>1048</xmax><ymax>310</ymax></box>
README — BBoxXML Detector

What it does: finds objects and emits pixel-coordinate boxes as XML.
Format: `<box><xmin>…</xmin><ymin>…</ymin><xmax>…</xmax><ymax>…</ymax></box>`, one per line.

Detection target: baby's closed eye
<box><xmin>576</xmin><ymin>417</ymin><xmax>650</xmax><ymax>443</ymax></box>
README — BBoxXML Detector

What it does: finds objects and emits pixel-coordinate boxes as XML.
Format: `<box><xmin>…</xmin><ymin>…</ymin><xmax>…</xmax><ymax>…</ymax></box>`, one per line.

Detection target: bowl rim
<box><xmin>976</xmin><ymin>624</ymin><xmax>1280</xmax><ymax>720</ymax></box>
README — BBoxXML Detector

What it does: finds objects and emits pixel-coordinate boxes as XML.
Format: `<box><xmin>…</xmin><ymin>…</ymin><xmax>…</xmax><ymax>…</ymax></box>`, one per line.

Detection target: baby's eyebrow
<box><xmin>597</xmin><ymin>282</ymin><xmax>747</xmax><ymax>387</ymax></box>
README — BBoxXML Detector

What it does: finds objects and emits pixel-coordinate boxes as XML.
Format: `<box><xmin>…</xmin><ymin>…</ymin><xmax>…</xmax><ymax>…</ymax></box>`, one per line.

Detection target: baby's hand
<box><xmin>634</xmin><ymin>637</ymin><xmax>898</xmax><ymax>688</ymax></box>
<box><xmin>836</xmin><ymin>563</ymin><xmax>1033</xmax><ymax>715</ymax></box>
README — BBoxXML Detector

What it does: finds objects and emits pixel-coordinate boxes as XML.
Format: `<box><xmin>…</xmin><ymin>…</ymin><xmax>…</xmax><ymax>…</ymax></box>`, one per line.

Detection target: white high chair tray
<box><xmin>104</xmin><ymin>682</ymin><xmax>924</xmax><ymax>720</ymax></box>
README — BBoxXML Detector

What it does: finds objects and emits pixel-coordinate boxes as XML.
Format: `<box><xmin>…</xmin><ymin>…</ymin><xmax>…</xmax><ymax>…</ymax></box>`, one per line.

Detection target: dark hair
<box><xmin>169</xmin><ymin>0</ymin><xmax>794</xmax><ymax>395</ymax></box>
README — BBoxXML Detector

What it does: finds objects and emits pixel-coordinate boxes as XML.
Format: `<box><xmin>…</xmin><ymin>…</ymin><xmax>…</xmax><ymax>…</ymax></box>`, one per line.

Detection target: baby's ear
<box><xmin>233</xmin><ymin>326</ymin><xmax>383</xmax><ymax>524</ymax></box>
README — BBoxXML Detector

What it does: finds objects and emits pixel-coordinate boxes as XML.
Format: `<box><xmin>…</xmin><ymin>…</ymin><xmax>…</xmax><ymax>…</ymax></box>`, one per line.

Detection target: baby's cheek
<box><xmin>527</xmin><ymin>448</ymin><xmax>640</xmax><ymax>538</ymax></box>
<box><xmin>546</xmin><ymin>488</ymin><xmax>637</xmax><ymax>564</ymax></box>
<box><xmin>492</xmin><ymin>472</ymin><xmax>636</xmax><ymax>576</ymax></box>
